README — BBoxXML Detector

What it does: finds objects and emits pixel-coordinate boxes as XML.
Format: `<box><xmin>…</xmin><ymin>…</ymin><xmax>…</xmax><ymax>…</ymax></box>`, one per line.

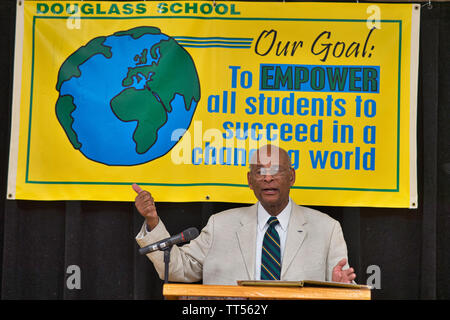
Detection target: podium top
<box><xmin>163</xmin><ymin>283</ymin><xmax>371</xmax><ymax>300</ymax></box>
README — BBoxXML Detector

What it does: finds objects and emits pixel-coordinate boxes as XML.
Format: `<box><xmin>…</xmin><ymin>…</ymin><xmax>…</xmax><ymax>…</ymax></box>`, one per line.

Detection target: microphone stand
<box><xmin>162</xmin><ymin>246</ymin><xmax>172</xmax><ymax>300</ymax></box>
<box><xmin>162</xmin><ymin>246</ymin><xmax>172</xmax><ymax>284</ymax></box>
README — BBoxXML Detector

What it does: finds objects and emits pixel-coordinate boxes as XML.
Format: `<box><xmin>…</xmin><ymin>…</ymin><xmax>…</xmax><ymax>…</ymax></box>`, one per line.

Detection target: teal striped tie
<box><xmin>261</xmin><ymin>217</ymin><xmax>281</xmax><ymax>280</ymax></box>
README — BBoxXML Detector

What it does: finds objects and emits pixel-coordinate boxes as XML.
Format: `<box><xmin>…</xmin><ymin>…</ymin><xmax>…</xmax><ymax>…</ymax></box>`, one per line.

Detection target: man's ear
<box><xmin>289</xmin><ymin>168</ymin><xmax>296</xmax><ymax>187</ymax></box>
<box><xmin>247</xmin><ymin>171</ymin><xmax>254</xmax><ymax>190</ymax></box>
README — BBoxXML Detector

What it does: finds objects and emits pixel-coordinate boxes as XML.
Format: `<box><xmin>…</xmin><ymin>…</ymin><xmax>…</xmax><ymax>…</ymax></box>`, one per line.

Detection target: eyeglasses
<box><xmin>250</xmin><ymin>165</ymin><xmax>290</xmax><ymax>180</ymax></box>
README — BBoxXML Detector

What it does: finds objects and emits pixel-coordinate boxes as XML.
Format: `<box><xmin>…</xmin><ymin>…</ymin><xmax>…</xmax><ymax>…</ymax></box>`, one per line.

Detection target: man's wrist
<box><xmin>145</xmin><ymin>216</ymin><xmax>159</xmax><ymax>231</ymax></box>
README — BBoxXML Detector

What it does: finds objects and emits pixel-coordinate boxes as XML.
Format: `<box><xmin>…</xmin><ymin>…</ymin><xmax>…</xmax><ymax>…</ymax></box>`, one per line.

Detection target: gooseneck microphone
<box><xmin>139</xmin><ymin>227</ymin><xmax>199</xmax><ymax>255</ymax></box>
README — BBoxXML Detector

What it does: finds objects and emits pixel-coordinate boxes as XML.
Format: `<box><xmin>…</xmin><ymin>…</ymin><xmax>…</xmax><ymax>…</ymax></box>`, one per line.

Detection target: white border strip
<box><xmin>409</xmin><ymin>4</ymin><xmax>420</xmax><ymax>209</ymax></box>
<box><xmin>6</xmin><ymin>0</ymin><xmax>25</xmax><ymax>200</ymax></box>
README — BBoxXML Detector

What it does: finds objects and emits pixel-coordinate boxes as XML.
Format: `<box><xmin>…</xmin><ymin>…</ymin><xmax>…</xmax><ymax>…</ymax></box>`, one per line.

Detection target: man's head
<box><xmin>247</xmin><ymin>144</ymin><xmax>296</xmax><ymax>216</ymax></box>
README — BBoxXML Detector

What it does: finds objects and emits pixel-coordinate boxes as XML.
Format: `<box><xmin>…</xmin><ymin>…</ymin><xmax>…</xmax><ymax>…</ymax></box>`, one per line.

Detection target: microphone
<box><xmin>139</xmin><ymin>227</ymin><xmax>199</xmax><ymax>255</ymax></box>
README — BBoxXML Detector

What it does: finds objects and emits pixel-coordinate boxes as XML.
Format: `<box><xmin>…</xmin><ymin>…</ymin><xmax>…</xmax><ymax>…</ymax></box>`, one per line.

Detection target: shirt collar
<box><xmin>257</xmin><ymin>198</ymin><xmax>292</xmax><ymax>231</ymax></box>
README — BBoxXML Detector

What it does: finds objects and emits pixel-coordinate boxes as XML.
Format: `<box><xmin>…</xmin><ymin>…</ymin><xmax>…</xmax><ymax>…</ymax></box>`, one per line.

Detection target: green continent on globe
<box><xmin>110</xmin><ymin>87</ymin><xmax>167</xmax><ymax>154</ymax></box>
<box><xmin>55</xmin><ymin>95</ymin><xmax>81</xmax><ymax>149</ymax></box>
<box><xmin>113</xmin><ymin>26</ymin><xmax>161</xmax><ymax>39</ymax></box>
<box><xmin>112</xmin><ymin>29</ymin><xmax>200</xmax><ymax>154</ymax></box>
<box><xmin>55</xmin><ymin>36</ymin><xmax>113</xmax><ymax>149</ymax></box>
<box><xmin>122</xmin><ymin>37</ymin><xmax>201</xmax><ymax>113</ymax></box>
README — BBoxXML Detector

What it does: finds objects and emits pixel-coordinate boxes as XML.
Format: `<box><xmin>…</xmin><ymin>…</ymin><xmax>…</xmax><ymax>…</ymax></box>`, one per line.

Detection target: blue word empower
<box><xmin>260</xmin><ymin>64</ymin><xmax>379</xmax><ymax>93</ymax></box>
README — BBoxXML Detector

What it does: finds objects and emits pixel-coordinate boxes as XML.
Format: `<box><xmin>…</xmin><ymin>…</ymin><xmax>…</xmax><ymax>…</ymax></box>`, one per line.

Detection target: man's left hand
<box><xmin>332</xmin><ymin>258</ymin><xmax>356</xmax><ymax>283</ymax></box>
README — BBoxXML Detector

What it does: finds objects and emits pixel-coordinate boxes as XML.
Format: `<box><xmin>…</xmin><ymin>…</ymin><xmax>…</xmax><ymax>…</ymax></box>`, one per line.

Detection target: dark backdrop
<box><xmin>1</xmin><ymin>1</ymin><xmax>449</xmax><ymax>300</ymax></box>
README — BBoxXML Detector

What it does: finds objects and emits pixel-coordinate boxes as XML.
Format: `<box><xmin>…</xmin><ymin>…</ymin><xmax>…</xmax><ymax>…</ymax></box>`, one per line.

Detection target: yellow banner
<box><xmin>8</xmin><ymin>1</ymin><xmax>419</xmax><ymax>207</ymax></box>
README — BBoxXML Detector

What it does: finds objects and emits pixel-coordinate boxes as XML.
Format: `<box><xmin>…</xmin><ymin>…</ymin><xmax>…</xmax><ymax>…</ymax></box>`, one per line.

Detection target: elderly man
<box><xmin>134</xmin><ymin>144</ymin><xmax>356</xmax><ymax>285</ymax></box>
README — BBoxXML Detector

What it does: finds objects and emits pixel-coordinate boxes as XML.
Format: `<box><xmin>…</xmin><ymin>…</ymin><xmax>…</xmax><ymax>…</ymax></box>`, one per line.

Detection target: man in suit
<box><xmin>134</xmin><ymin>144</ymin><xmax>356</xmax><ymax>285</ymax></box>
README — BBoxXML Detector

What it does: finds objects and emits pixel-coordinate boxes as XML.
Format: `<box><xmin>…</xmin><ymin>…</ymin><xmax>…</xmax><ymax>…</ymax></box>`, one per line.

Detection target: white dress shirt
<box><xmin>254</xmin><ymin>198</ymin><xmax>292</xmax><ymax>280</ymax></box>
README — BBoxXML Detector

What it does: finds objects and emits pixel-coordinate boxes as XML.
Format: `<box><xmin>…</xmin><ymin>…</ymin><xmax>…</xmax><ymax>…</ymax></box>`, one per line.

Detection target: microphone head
<box><xmin>182</xmin><ymin>227</ymin><xmax>199</xmax><ymax>241</ymax></box>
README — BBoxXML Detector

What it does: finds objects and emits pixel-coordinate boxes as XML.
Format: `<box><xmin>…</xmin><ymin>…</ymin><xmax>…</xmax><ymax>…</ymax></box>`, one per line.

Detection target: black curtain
<box><xmin>1</xmin><ymin>1</ymin><xmax>449</xmax><ymax>300</ymax></box>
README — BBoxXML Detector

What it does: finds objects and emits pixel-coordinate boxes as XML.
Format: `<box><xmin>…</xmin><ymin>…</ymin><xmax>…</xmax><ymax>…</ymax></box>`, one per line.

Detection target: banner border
<box><xmin>408</xmin><ymin>5</ymin><xmax>420</xmax><ymax>208</ymax></box>
<box><xmin>23</xmin><ymin>14</ymin><xmax>405</xmax><ymax>193</ymax></box>
<box><xmin>6</xmin><ymin>0</ymin><xmax>25</xmax><ymax>200</ymax></box>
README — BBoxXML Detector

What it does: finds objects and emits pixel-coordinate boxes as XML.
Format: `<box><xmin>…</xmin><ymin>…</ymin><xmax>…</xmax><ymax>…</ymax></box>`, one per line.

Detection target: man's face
<box><xmin>247</xmin><ymin>148</ymin><xmax>295</xmax><ymax>213</ymax></box>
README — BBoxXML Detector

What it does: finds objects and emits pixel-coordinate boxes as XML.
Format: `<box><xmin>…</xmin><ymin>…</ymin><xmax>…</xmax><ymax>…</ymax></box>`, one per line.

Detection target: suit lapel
<box><xmin>281</xmin><ymin>203</ymin><xmax>307</xmax><ymax>278</ymax></box>
<box><xmin>236</xmin><ymin>204</ymin><xmax>258</xmax><ymax>280</ymax></box>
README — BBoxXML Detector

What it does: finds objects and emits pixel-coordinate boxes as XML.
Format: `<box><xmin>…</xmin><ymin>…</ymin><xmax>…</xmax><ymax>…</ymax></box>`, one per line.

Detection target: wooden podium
<box><xmin>163</xmin><ymin>283</ymin><xmax>371</xmax><ymax>300</ymax></box>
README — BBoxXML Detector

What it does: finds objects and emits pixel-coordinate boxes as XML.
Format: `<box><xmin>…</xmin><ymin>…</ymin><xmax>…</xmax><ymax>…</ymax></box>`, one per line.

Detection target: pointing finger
<box><xmin>132</xmin><ymin>183</ymin><xmax>143</xmax><ymax>194</ymax></box>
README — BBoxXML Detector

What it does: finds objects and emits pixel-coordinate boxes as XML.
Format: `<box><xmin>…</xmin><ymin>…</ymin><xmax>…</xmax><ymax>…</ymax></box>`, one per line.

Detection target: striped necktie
<box><xmin>261</xmin><ymin>217</ymin><xmax>281</xmax><ymax>280</ymax></box>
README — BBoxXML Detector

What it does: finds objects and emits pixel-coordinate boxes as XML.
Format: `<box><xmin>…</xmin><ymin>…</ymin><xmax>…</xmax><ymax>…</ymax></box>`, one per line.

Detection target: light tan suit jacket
<box><xmin>135</xmin><ymin>202</ymin><xmax>349</xmax><ymax>285</ymax></box>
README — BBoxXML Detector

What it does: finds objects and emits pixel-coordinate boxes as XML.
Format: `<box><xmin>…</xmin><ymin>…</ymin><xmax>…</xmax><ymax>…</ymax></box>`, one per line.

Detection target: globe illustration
<box><xmin>55</xmin><ymin>26</ymin><xmax>200</xmax><ymax>165</ymax></box>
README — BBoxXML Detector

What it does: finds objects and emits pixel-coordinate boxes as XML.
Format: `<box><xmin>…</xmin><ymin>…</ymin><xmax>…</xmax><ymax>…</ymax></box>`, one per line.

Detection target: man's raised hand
<box><xmin>133</xmin><ymin>183</ymin><xmax>159</xmax><ymax>230</ymax></box>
